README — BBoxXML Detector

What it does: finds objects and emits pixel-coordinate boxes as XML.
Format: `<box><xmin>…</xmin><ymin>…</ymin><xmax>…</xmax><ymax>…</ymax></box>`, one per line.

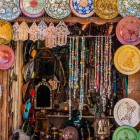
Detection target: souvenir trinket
<box><xmin>29</xmin><ymin>22</ymin><xmax>38</xmax><ymax>42</ymax></box>
<box><xmin>45</xmin><ymin>22</ymin><xmax>56</xmax><ymax>48</ymax></box>
<box><xmin>63</xmin><ymin>126</ymin><xmax>78</xmax><ymax>140</ymax></box>
<box><xmin>13</xmin><ymin>22</ymin><xmax>20</xmax><ymax>41</ymax></box>
<box><xmin>23</xmin><ymin>99</ymin><xmax>31</xmax><ymax>120</ymax></box>
<box><xmin>114</xmin><ymin>45</ymin><xmax>140</xmax><ymax>75</ymax></box>
<box><xmin>37</xmin><ymin>20</ymin><xmax>47</xmax><ymax>41</ymax></box>
<box><xmin>0</xmin><ymin>45</ymin><xmax>15</xmax><ymax>70</ymax></box>
<box><xmin>116</xmin><ymin>17</ymin><xmax>140</xmax><ymax>45</ymax></box>
<box><xmin>34</xmin><ymin>80</ymin><xmax>52</xmax><ymax>109</ymax></box>
<box><xmin>70</xmin><ymin>0</ymin><xmax>94</xmax><ymax>18</ymax></box>
<box><xmin>45</xmin><ymin>0</ymin><xmax>71</xmax><ymax>19</ymax></box>
<box><xmin>20</xmin><ymin>0</ymin><xmax>45</xmax><ymax>18</ymax></box>
<box><xmin>114</xmin><ymin>98</ymin><xmax>140</xmax><ymax>127</ymax></box>
<box><xmin>18</xmin><ymin>21</ymin><xmax>29</xmax><ymax>41</ymax></box>
<box><xmin>0</xmin><ymin>0</ymin><xmax>21</xmax><ymax>21</ymax></box>
<box><xmin>94</xmin><ymin>0</ymin><xmax>118</xmax><ymax>19</ymax></box>
<box><xmin>48</xmin><ymin>76</ymin><xmax>59</xmax><ymax>91</ymax></box>
<box><xmin>117</xmin><ymin>0</ymin><xmax>140</xmax><ymax>18</ymax></box>
<box><xmin>93</xmin><ymin>113</ymin><xmax>112</xmax><ymax>140</ymax></box>
<box><xmin>112</xmin><ymin>126</ymin><xmax>138</xmax><ymax>140</ymax></box>
<box><xmin>51</xmin><ymin>127</ymin><xmax>59</xmax><ymax>140</ymax></box>
<box><xmin>0</xmin><ymin>20</ymin><xmax>13</xmax><ymax>45</ymax></box>
<box><xmin>55</xmin><ymin>21</ymin><xmax>70</xmax><ymax>46</ymax></box>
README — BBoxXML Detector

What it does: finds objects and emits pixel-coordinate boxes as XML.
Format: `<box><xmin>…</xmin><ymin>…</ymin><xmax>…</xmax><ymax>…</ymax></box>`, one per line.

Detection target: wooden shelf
<box><xmin>12</xmin><ymin>15</ymin><xmax>122</xmax><ymax>25</ymax></box>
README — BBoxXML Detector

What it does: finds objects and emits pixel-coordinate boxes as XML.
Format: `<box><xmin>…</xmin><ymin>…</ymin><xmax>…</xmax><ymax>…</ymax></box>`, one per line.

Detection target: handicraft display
<box><xmin>117</xmin><ymin>0</ymin><xmax>140</xmax><ymax>18</ymax></box>
<box><xmin>18</xmin><ymin>21</ymin><xmax>29</xmax><ymax>41</ymax></box>
<box><xmin>0</xmin><ymin>0</ymin><xmax>21</xmax><ymax>21</ymax></box>
<box><xmin>70</xmin><ymin>0</ymin><xmax>94</xmax><ymax>18</ymax></box>
<box><xmin>94</xmin><ymin>0</ymin><xmax>118</xmax><ymax>19</ymax></box>
<box><xmin>114</xmin><ymin>45</ymin><xmax>140</xmax><ymax>75</ymax></box>
<box><xmin>55</xmin><ymin>21</ymin><xmax>70</xmax><ymax>46</ymax></box>
<box><xmin>114</xmin><ymin>98</ymin><xmax>140</xmax><ymax>127</ymax></box>
<box><xmin>0</xmin><ymin>20</ymin><xmax>13</xmax><ymax>45</ymax></box>
<box><xmin>0</xmin><ymin>45</ymin><xmax>15</xmax><ymax>70</ymax></box>
<box><xmin>45</xmin><ymin>0</ymin><xmax>71</xmax><ymax>19</ymax></box>
<box><xmin>112</xmin><ymin>126</ymin><xmax>138</xmax><ymax>140</ymax></box>
<box><xmin>20</xmin><ymin>0</ymin><xmax>45</xmax><ymax>18</ymax></box>
<box><xmin>116</xmin><ymin>16</ymin><xmax>140</xmax><ymax>45</ymax></box>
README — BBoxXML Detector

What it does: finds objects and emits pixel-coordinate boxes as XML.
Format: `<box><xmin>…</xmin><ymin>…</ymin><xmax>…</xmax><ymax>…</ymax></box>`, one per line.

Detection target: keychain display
<box><xmin>0</xmin><ymin>20</ymin><xmax>13</xmax><ymax>45</ymax></box>
<box><xmin>70</xmin><ymin>0</ymin><xmax>94</xmax><ymax>18</ymax></box>
<box><xmin>20</xmin><ymin>0</ymin><xmax>45</xmax><ymax>18</ymax></box>
<box><xmin>13</xmin><ymin>22</ymin><xmax>20</xmax><ymax>41</ymax></box>
<box><xmin>45</xmin><ymin>0</ymin><xmax>71</xmax><ymax>19</ymax></box>
<box><xmin>18</xmin><ymin>21</ymin><xmax>29</xmax><ymax>41</ymax></box>
<box><xmin>45</xmin><ymin>22</ymin><xmax>56</xmax><ymax>48</ymax></box>
<box><xmin>0</xmin><ymin>0</ymin><xmax>21</xmax><ymax>21</ymax></box>
<box><xmin>55</xmin><ymin>21</ymin><xmax>70</xmax><ymax>46</ymax></box>
<box><xmin>117</xmin><ymin>0</ymin><xmax>140</xmax><ymax>18</ymax></box>
<box><xmin>29</xmin><ymin>22</ymin><xmax>38</xmax><ymax>42</ymax></box>
<box><xmin>37</xmin><ymin>20</ymin><xmax>47</xmax><ymax>41</ymax></box>
<box><xmin>94</xmin><ymin>0</ymin><xmax>118</xmax><ymax>19</ymax></box>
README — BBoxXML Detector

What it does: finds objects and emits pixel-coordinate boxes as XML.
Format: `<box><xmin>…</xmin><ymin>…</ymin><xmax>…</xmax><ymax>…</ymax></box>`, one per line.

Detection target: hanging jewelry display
<box><xmin>0</xmin><ymin>0</ymin><xmax>21</xmax><ymax>21</ymax></box>
<box><xmin>55</xmin><ymin>21</ymin><xmax>70</xmax><ymax>46</ymax></box>
<box><xmin>37</xmin><ymin>20</ymin><xmax>47</xmax><ymax>41</ymax></box>
<box><xmin>18</xmin><ymin>21</ymin><xmax>29</xmax><ymax>41</ymax></box>
<box><xmin>13</xmin><ymin>22</ymin><xmax>20</xmax><ymax>41</ymax></box>
<box><xmin>20</xmin><ymin>0</ymin><xmax>45</xmax><ymax>18</ymax></box>
<box><xmin>68</xmin><ymin>38</ymin><xmax>72</xmax><ymax>120</ymax></box>
<box><xmin>79</xmin><ymin>37</ymin><xmax>85</xmax><ymax>119</ymax></box>
<box><xmin>29</xmin><ymin>21</ymin><xmax>38</xmax><ymax>42</ymax></box>
<box><xmin>73</xmin><ymin>37</ymin><xmax>79</xmax><ymax>98</ymax></box>
<box><xmin>45</xmin><ymin>22</ymin><xmax>56</xmax><ymax>48</ymax></box>
<box><xmin>45</xmin><ymin>0</ymin><xmax>71</xmax><ymax>19</ymax></box>
<box><xmin>94</xmin><ymin>37</ymin><xmax>97</xmax><ymax>91</ymax></box>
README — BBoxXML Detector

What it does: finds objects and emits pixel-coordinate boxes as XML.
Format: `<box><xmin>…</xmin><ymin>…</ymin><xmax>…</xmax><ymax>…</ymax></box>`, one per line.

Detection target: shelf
<box><xmin>47</xmin><ymin>115</ymin><xmax>114</xmax><ymax>119</ymax></box>
<box><xmin>12</xmin><ymin>15</ymin><xmax>122</xmax><ymax>25</ymax></box>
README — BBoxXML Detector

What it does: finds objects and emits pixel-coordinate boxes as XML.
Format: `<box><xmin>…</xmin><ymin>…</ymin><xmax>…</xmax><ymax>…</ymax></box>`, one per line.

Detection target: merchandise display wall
<box><xmin>0</xmin><ymin>0</ymin><xmax>139</xmax><ymax>140</ymax></box>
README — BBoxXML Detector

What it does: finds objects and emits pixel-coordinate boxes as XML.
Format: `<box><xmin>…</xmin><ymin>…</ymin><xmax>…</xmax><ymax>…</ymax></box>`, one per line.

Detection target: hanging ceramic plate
<box><xmin>114</xmin><ymin>98</ymin><xmax>140</xmax><ymax>127</ymax></box>
<box><xmin>114</xmin><ymin>45</ymin><xmax>140</xmax><ymax>75</ymax></box>
<box><xmin>112</xmin><ymin>126</ymin><xmax>138</xmax><ymax>140</ymax></box>
<box><xmin>117</xmin><ymin>0</ymin><xmax>140</xmax><ymax>18</ymax></box>
<box><xmin>20</xmin><ymin>0</ymin><xmax>45</xmax><ymax>18</ymax></box>
<box><xmin>0</xmin><ymin>20</ymin><xmax>13</xmax><ymax>45</ymax></box>
<box><xmin>63</xmin><ymin>126</ymin><xmax>78</xmax><ymax>140</ymax></box>
<box><xmin>116</xmin><ymin>17</ymin><xmax>140</xmax><ymax>45</ymax></box>
<box><xmin>0</xmin><ymin>0</ymin><xmax>21</xmax><ymax>21</ymax></box>
<box><xmin>45</xmin><ymin>0</ymin><xmax>71</xmax><ymax>19</ymax></box>
<box><xmin>70</xmin><ymin>0</ymin><xmax>94</xmax><ymax>18</ymax></box>
<box><xmin>0</xmin><ymin>45</ymin><xmax>15</xmax><ymax>70</ymax></box>
<box><xmin>94</xmin><ymin>0</ymin><xmax>118</xmax><ymax>19</ymax></box>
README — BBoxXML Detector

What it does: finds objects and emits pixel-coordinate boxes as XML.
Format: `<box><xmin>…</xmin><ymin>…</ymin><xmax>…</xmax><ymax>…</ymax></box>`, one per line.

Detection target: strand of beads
<box><xmin>108</xmin><ymin>36</ymin><xmax>112</xmax><ymax>98</ymax></box>
<box><xmin>100</xmin><ymin>37</ymin><xmax>104</xmax><ymax>95</ymax></box>
<box><xmin>79</xmin><ymin>37</ymin><xmax>85</xmax><ymax>119</ymax></box>
<box><xmin>68</xmin><ymin>38</ymin><xmax>72</xmax><ymax>120</ymax></box>
<box><xmin>73</xmin><ymin>37</ymin><xmax>79</xmax><ymax>98</ymax></box>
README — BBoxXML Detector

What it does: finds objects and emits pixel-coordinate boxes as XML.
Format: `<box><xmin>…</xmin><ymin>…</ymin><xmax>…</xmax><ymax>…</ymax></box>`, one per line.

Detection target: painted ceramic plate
<box><xmin>20</xmin><ymin>0</ymin><xmax>45</xmax><ymax>18</ymax></box>
<box><xmin>117</xmin><ymin>0</ymin><xmax>140</xmax><ymax>18</ymax></box>
<box><xmin>63</xmin><ymin>126</ymin><xmax>78</xmax><ymax>140</ymax></box>
<box><xmin>112</xmin><ymin>126</ymin><xmax>138</xmax><ymax>140</ymax></box>
<box><xmin>0</xmin><ymin>20</ymin><xmax>13</xmax><ymax>45</ymax></box>
<box><xmin>116</xmin><ymin>17</ymin><xmax>140</xmax><ymax>45</ymax></box>
<box><xmin>70</xmin><ymin>0</ymin><xmax>94</xmax><ymax>18</ymax></box>
<box><xmin>0</xmin><ymin>0</ymin><xmax>21</xmax><ymax>21</ymax></box>
<box><xmin>114</xmin><ymin>45</ymin><xmax>140</xmax><ymax>75</ymax></box>
<box><xmin>0</xmin><ymin>45</ymin><xmax>15</xmax><ymax>70</ymax></box>
<box><xmin>114</xmin><ymin>98</ymin><xmax>140</xmax><ymax>127</ymax></box>
<box><xmin>45</xmin><ymin>0</ymin><xmax>71</xmax><ymax>19</ymax></box>
<box><xmin>94</xmin><ymin>0</ymin><xmax>118</xmax><ymax>19</ymax></box>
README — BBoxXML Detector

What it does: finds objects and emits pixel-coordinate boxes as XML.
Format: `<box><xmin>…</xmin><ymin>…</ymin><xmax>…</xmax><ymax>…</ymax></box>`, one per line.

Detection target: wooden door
<box><xmin>0</xmin><ymin>70</ymin><xmax>8</xmax><ymax>140</ymax></box>
<box><xmin>128</xmin><ymin>71</ymin><xmax>140</xmax><ymax>129</ymax></box>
